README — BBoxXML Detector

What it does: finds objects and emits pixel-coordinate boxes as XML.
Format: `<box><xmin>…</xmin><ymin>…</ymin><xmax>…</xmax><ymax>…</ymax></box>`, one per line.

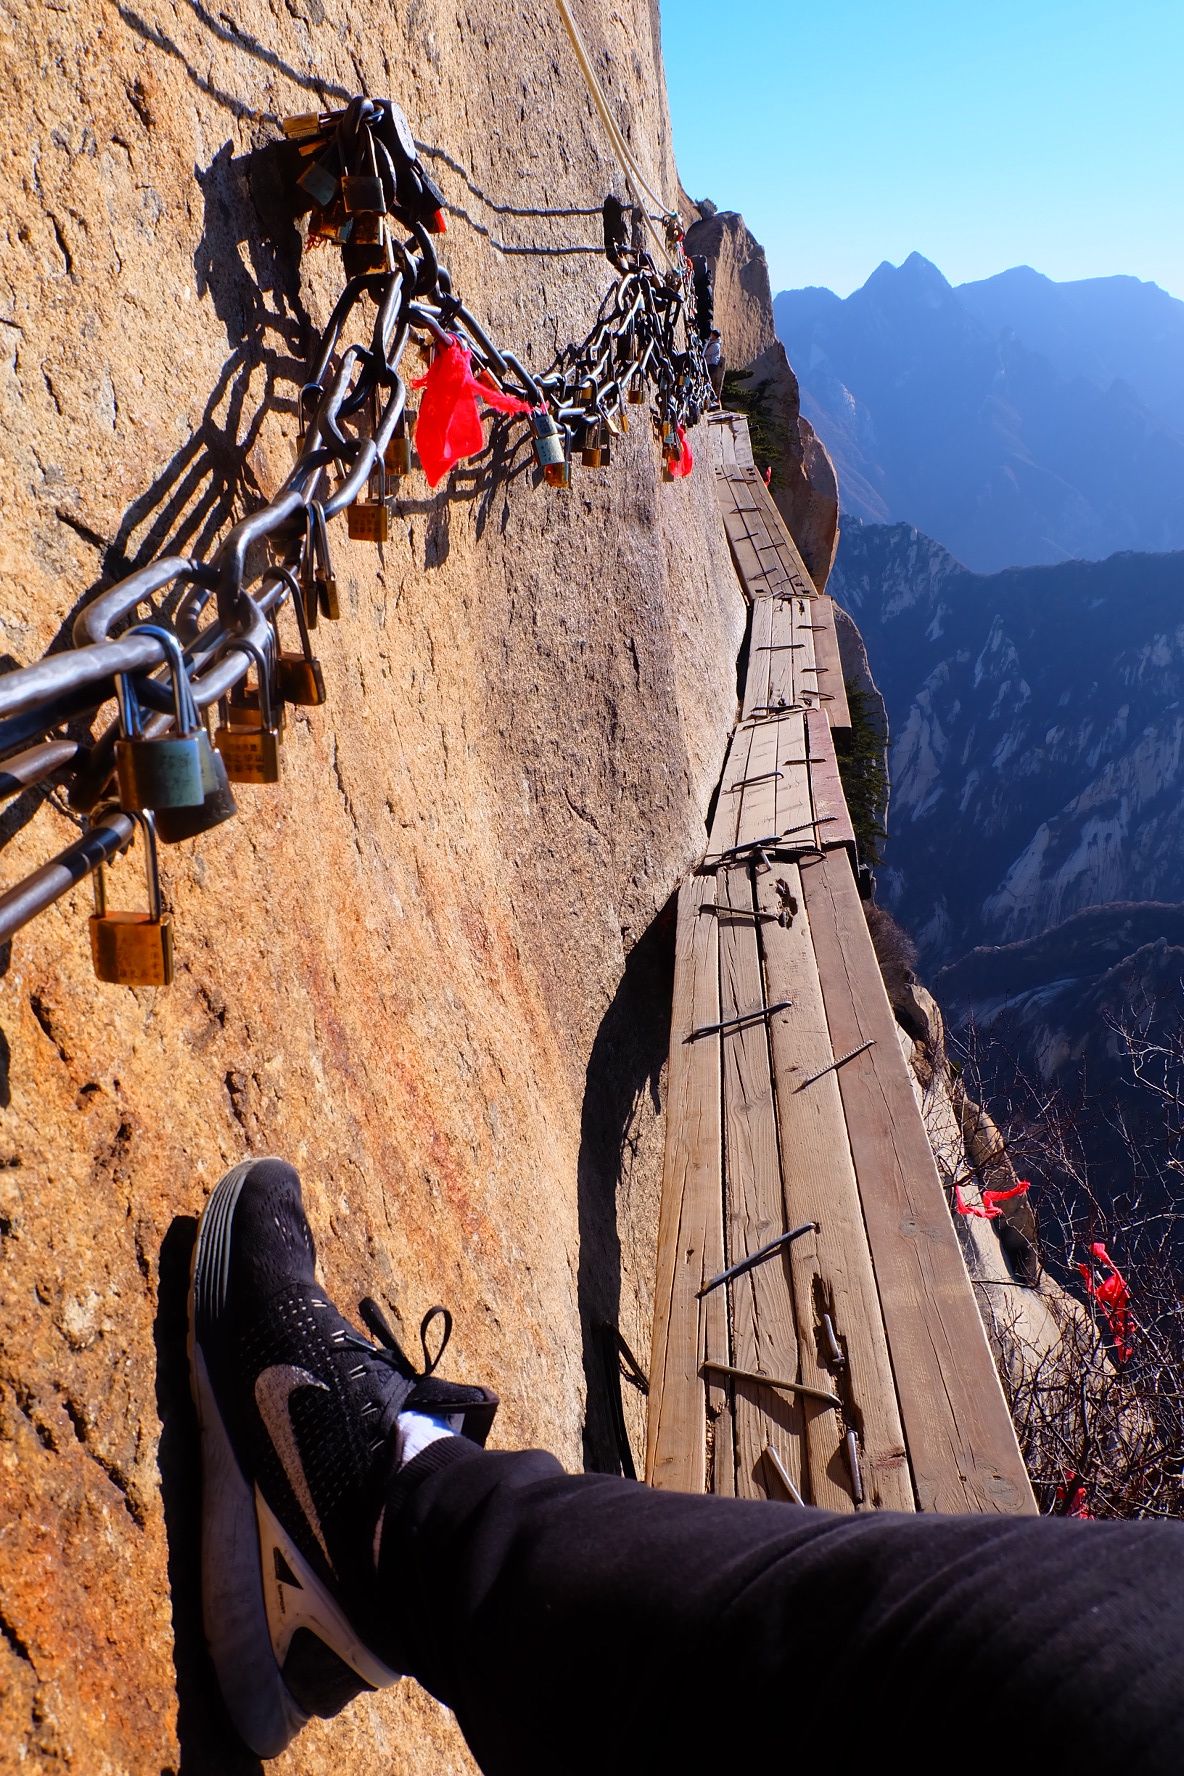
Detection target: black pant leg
<box><xmin>378</xmin><ymin>1438</ymin><xmax>1184</xmax><ymax>1776</ymax></box>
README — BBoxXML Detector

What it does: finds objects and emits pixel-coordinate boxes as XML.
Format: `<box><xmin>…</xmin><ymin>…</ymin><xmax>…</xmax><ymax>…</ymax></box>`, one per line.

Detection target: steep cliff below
<box><xmin>0</xmin><ymin>6</ymin><xmax>745</xmax><ymax>1772</ymax></box>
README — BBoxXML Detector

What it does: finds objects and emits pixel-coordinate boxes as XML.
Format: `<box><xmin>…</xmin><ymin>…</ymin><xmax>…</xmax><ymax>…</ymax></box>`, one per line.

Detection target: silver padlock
<box><xmin>114</xmin><ymin>627</ymin><xmax>204</xmax><ymax>812</ymax></box>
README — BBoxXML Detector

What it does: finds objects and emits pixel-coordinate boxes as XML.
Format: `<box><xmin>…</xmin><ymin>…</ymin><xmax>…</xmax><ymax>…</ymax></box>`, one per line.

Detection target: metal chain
<box><xmin>0</xmin><ymin>93</ymin><xmax>713</xmax><ymax>964</ymax></box>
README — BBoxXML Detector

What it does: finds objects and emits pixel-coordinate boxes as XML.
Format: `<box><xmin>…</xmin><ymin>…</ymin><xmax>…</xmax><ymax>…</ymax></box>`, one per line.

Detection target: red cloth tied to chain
<box><xmin>411</xmin><ymin>337</ymin><xmax>532</xmax><ymax>487</ymax></box>
<box><xmin>1078</xmin><ymin>1241</ymin><xmax>1134</xmax><ymax>1360</ymax></box>
<box><xmin>954</xmin><ymin>1179</ymin><xmax>1031</xmax><ymax>1219</ymax></box>
<box><xmin>668</xmin><ymin>423</ymin><xmax>694</xmax><ymax>478</ymax></box>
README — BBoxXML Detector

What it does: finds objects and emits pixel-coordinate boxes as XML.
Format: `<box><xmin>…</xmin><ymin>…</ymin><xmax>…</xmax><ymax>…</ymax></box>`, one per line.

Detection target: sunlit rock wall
<box><xmin>0</xmin><ymin>3</ymin><xmax>745</xmax><ymax>1770</ymax></box>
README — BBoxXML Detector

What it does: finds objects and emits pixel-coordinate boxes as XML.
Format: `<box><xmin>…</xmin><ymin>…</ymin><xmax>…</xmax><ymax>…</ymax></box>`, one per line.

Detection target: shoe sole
<box><xmin>189</xmin><ymin>1160</ymin><xmax>399</xmax><ymax>1758</ymax></box>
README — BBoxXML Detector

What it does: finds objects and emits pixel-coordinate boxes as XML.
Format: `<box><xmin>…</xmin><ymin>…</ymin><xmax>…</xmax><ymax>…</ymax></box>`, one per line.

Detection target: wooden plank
<box><xmin>706</xmin><ymin>726</ymin><xmax>752</xmax><ymax>860</ymax></box>
<box><xmin>724</xmin><ymin>523</ymin><xmax>767</xmax><ymax>594</ymax></box>
<box><xmin>765</xmin><ymin>599</ymin><xmax>803</xmax><ymax>709</ymax></box>
<box><xmin>742</xmin><ymin>599</ymin><xmax>775</xmax><ymax>720</ymax></box>
<box><xmin>773</xmin><ymin>712</ymin><xmax>812</xmax><ymax>842</ymax></box>
<box><xmin>810</xmin><ymin>597</ymin><xmax>851</xmax><ymax>729</ymax></box>
<box><xmin>717</xmin><ymin>862</ymin><xmax>806</xmax><ymax>1501</ymax></box>
<box><xmin>646</xmin><ymin>871</ymin><xmax>725</xmax><ymax>1493</ymax></box>
<box><xmin>799</xmin><ymin>851</ymin><xmax>1036</xmax><ymax>1515</ymax></box>
<box><xmin>734</xmin><ymin>718</ymin><xmax>781</xmax><ymax>849</ymax></box>
<box><xmin>805</xmin><ymin>708</ymin><xmax>856</xmax><ymax>852</ymax></box>
<box><xmin>758</xmin><ymin>863</ymin><xmax>914</xmax><ymax>1512</ymax></box>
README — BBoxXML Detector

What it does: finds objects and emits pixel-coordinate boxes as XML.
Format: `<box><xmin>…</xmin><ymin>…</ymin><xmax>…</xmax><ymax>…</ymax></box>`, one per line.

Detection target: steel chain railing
<box><xmin>0</xmin><ymin>94</ymin><xmax>713</xmax><ymax>979</ymax></box>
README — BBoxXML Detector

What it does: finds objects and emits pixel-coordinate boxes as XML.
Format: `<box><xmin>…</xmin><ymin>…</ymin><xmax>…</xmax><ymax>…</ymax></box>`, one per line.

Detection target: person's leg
<box><xmin>378</xmin><ymin>1434</ymin><xmax>1184</xmax><ymax>1776</ymax></box>
<box><xmin>193</xmin><ymin>1158</ymin><xmax>1184</xmax><ymax>1773</ymax></box>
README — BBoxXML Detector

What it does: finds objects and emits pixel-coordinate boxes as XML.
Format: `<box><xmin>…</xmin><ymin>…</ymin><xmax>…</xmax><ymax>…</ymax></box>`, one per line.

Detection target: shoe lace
<box><xmin>339</xmin><ymin>1297</ymin><xmax>454</xmax><ymax>1381</ymax></box>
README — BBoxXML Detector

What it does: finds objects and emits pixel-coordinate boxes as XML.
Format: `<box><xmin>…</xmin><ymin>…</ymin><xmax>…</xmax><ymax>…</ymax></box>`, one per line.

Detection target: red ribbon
<box><xmin>954</xmin><ymin>1179</ymin><xmax>1031</xmax><ymax>1219</ymax></box>
<box><xmin>1078</xmin><ymin>1241</ymin><xmax>1133</xmax><ymax>1360</ymax></box>
<box><xmin>667</xmin><ymin>423</ymin><xmax>693</xmax><ymax>478</ymax></box>
<box><xmin>1053</xmin><ymin>1470</ymin><xmax>1093</xmax><ymax>1518</ymax></box>
<box><xmin>411</xmin><ymin>338</ymin><xmax>532</xmax><ymax>487</ymax></box>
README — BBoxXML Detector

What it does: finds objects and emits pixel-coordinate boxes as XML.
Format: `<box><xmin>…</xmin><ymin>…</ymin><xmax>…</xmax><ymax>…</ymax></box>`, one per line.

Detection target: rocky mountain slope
<box><xmin>775</xmin><ymin>255</ymin><xmax>1184</xmax><ymax>572</ymax></box>
<box><xmin>828</xmin><ymin>520</ymin><xmax>1184</xmax><ymax>970</ymax></box>
<box><xmin>0</xmin><ymin>5</ymin><xmax>753</xmax><ymax>1772</ymax></box>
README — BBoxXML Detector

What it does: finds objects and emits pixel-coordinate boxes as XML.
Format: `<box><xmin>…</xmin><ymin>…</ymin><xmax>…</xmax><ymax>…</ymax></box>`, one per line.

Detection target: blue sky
<box><xmin>659</xmin><ymin>0</ymin><xmax>1184</xmax><ymax>298</ymax></box>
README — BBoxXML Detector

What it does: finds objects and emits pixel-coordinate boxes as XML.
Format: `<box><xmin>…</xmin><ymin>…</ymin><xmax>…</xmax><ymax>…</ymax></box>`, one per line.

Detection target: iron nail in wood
<box><xmin>696</xmin><ymin>1221</ymin><xmax>817</xmax><ymax>1297</ymax></box>
<box><xmin>723</xmin><ymin>770</ymin><xmax>783</xmax><ymax>790</ymax></box>
<box><xmin>697</xmin><ymin>903</ymin><xmax>781</xmax><ymax>923</ymax></box>
<box><xmin>794</xmin><ymin>1038</ymin><xmax>876</xmax><ymax>1092</ymax></box>
<box><xmin>686</xmin><ymin>999</ymin><xmax>792</xmax><ymax>1043</ymax></box>
<box><xmin>699</xmin><ymin>1360</ymin><xmax>841</xmax><ymax>1410</ymax></box>
<box><xmin>846</xmin><ymin>1430</ymin><xmax>864</xmax><ymax>1504</ymax></box>
<box><xmin>763</xmin><ymin>1442</ymin><xmax>806</xmax><ymax>1506</ymax></box>
<box><xmin>821</xmin><ymin>1313</ymin><xmax>845</xmax><ymax>1367</ymax></box>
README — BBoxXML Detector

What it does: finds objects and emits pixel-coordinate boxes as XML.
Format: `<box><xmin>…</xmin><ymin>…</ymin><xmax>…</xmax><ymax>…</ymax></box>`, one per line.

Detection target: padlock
<box><xmin>627</xmin><ymin>375</ymin><xmax>645</xmax><ymax>405</ymax></box>
<box><xmin>347</xmin><ymin>456</ymin><xmax>394</xmax><ymax>543</ymax></box>
<box><xmin>531</xmin><ymin>410</ymin><xmax>566</xmax><ymax>471</ymax></box>
<box><xmin>384</xmin><ymin>410</ymin><xmax>412</xmax><ymax>477</ymax></box>
<box><xmin>89</xmin><ymin>810</ymin><xmax>174</xmax><ymax>987</ymax></box>
<box><xmin>154</xmin><ymin>736</ymin><xmax>239</xmax><ymax>845</ymax></box>
<box><xmin>268</xmin><ymin>567</ymin><xmax>326</xmax><ymax>707</ymax></box>
<box><xmin>114</xmin><ymin>627</ymin><xmax>205</xmax><ymax>812</ymax></box>
<box><xmin>215</xmin><ymin>641</ymin><xmax>282</xmax><ymax>784</ymax></box>
<box><xmin>580</xmin><ymin>419</ymin><xmax>603</xmax><ymax>469</ymax></box>
<box><xmin>544</xmin><ymin>457</ymin><xmax>572</xmax><ymax>489</ymax></box>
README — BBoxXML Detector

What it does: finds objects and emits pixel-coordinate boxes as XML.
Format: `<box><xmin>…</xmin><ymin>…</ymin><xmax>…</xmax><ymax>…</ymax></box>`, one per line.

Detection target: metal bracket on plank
<box><xmin>685</xmin><ymin>999</ymin><xmax>792</xmax><ymax>1043</ymax></box>
<box><xmin>794</xmin><ymin>1038</ymin><xmax>876</xmax><ymax>1092</ymax></box>
<box><xmin>699</xmin><ymin>1360</ymin><xmax>842</xmax><ymax>1410</ymax></box>
<box><xmin>696</xmin><ymin>1221</ymin><xmax>817</xmax><ymax>1297</ymax></box>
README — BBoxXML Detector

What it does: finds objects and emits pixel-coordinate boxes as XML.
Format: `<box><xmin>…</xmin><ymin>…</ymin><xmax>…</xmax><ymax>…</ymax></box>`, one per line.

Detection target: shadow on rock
<box><xmin>576</xmin><ymin>895</ymin><xmax>676</xmax><ymax>1475</ymax></box>
<box><xmin>155</xmin><ymin>1215</ymin><xmax>263</xmax><ymax>1776</ymax></box>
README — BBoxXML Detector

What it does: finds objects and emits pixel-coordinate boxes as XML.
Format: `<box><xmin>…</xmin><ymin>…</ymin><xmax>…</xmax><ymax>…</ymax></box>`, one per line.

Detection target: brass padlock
<box><xmin>89</xmin><ymin>810</ymin><xmax>174</xmax><ymax>987</ymax></box>
<box><xmin>214</xmin><ymin>641</ymin><xmax>282</xmax><ymax>784</ymax></box>
<box><xmin>581</xmin><ymin>419</ymin><xmax>603</xmax><ymax>469</ymax></box>
<box><xmin>544</xmin><ymin>457</ymin><xmax>572</xmax><ymax>489</ymax></box>
<box><xmin>114</xmin><ymin>627</ymin><xmax>205</xmax><ymax>812</ymax></box>
<box><xmin>385</xmin><ymin>409</ymin><xmax>412</xmax><ymax>477</ymax></box>
<box><xmin>268</xmin><ymin>567</ymin><xmax>326</xmax><ymax>707</ymax></box>
<box><xmin>347</xmin><ymin>456</ymin><xmax>395</xmax><ymax>542</ymax></box>
<box><xmin>627</xmin><ymin>375</ymin><xmax>646</xmax><ymax>405</ymax></box>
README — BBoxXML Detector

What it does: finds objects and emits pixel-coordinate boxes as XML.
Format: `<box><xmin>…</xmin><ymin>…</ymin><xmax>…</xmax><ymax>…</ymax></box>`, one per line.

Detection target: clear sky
<box><xmin>659</xmin><ymin>0</ymin><xmax>1184</xmax><ymax>299</ymax></box>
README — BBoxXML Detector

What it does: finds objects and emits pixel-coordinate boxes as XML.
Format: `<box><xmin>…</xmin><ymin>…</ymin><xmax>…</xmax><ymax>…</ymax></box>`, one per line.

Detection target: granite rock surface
<box><xmin>0</xmin><ymin>3</ymin><xmax>745</xmax><ymax>1770</ymax></box>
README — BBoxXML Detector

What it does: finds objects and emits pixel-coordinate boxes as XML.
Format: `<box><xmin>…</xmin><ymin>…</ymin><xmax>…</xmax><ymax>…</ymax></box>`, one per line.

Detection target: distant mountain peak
<box><xmin>773</xmin><ymin>257</ymin><xmax>1184</xmax><ymax>572</ymax></box>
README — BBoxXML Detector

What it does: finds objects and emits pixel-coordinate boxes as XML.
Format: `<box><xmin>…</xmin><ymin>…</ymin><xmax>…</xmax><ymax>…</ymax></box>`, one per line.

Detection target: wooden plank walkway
<box><xmin>645</xmin><ymin>412</ymin><xmax>1034</xmax><ymax>1515</ymax></box>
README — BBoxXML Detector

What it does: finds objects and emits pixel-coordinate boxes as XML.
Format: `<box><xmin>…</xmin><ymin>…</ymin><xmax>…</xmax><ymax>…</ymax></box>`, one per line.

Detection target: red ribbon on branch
<box><xmin>411</xmin><ymin>337</ymin><xmax>533</xmax><ymax>487</ymax></box>
<box><xmin>1078</xmin><ymin>1241</ymin><xmax>1134</xmax><ymax>1361</ymax></box>
<box><xmin>1053</xmin><ymin>1469</ymin><xmax>1093</xmax><ymax>1518</ymax></box>
<box><xmin>954</xmin><ymin>1179</ymin><xmax>1031</xmax><ymax>1219</ymax></box>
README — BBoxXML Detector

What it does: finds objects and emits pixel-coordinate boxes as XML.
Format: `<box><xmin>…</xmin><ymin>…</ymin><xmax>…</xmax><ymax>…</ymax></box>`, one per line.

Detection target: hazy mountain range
<box><xmin>775</xmin><ymin>256</ymin><xmax>1184</xmax><ymax>572</ymax></box>
<box><xmin>828</xmin><ymin>520</ymin><xmax>1184</xmax><ymax>970</ymax></box>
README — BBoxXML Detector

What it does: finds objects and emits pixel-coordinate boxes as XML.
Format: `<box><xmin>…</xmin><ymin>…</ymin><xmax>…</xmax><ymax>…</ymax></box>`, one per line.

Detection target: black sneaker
<box><xmin>188</xmin><ymin>1157</ymin><xmax>498</xmax><ymax>1757</ymax></box>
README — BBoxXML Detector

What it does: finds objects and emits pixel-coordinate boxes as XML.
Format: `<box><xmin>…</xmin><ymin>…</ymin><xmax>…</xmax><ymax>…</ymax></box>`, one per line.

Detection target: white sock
<box><xmin>397</xmin><ymin>1408</ymin><xmax>461</xmax><ymax>1468</ymax></box>
<box><xmin>372</xmin><ymin>1411</ymin><xmax>464</xmax><ymax>1568</ymax></box>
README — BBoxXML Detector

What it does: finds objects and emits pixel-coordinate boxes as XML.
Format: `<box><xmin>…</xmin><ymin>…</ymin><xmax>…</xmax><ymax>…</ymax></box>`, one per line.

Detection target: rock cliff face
<box><xmin>683</xmin><ymin>209</ymin><xmax>839</xmax><ymax>589</ymax></box>
<box><xmin>0</xmin><ymin>6</ymin><xmax>747</xmax><ymax>1772</ymax></box>
<box><xmin>828</xmin><ymin>519</ymin><xmax>1184</xmax><ymax>966</ymax></box>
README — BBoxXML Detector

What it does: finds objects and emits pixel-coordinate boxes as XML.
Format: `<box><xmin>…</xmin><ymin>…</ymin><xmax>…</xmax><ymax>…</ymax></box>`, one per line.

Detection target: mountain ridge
<box><xmin>775</xmin><ymin>255</ymin><xmax>1184</xmax><ymax>572</ymax></box>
